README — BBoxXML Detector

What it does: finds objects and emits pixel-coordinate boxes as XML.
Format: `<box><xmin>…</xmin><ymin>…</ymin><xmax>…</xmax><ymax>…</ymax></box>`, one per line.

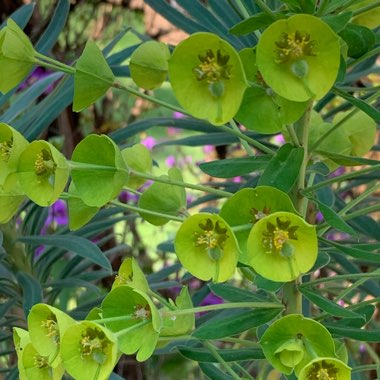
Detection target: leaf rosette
<box><xmin>220</xmin><ymin>187</ymin><xmax>297</xmax><ymax>265</ymax></box>
<box><xmin>260</xmin><ymin>314</ymin><xmax>337</xmax><ymax>376</ymax></box>
<box><xmin>247</xmin><ymin>211</ymin><xmax>317</xmax><ymax>282</ymax></box>
<box><xmin>17</xmin><ymin>140</ymin><xmax>69</xmax><ymax>207</ymax></box>
<box><xmin>256</xmin><ymin>14</ymin><xmax>341</xmax><ymax>101</ymax></box>
<box><xmin>168</xmin><ymin>32</ymin><xmax>247</xmax><ymax>125</ymax></box>
<box><xmin>101</xmin><ymin>285</ymin><xmax>161</xmax><ymax>361</ymax></box>
<box><xmin>0</xmin><ymin>18</ymin><xmax>36</xmax><ymax>94</ymax></box>
<box><xmin>174</xmin><ymin>213</ymin><xmax>240</xmax><ymax>283</ymax></box>
<box><xmin>60</xmin><ymin>321</ymin><xmax>118</xmax><ymax>380</ymax></box>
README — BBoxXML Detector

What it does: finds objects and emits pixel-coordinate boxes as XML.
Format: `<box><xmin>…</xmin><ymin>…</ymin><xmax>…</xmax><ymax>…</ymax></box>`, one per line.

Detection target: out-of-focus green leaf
<box><xmin>339</xmin><ymin>23</ymin><xmax>376</xmax><ymax>58</ymax></box>
<box><xmin>209</xmin><ymin>283</ymin><xmax>271</xmax><ymax>303</ymax></box>
<box><xmin>193</xmin><ymin>308</ymin><xmax>281</xmax><ymax>340</ymax></box>
<box><xmin>322</xmin><ymin>12</ymin><xmax>352</xmax><ymax>33</ymax></box>
<box><xmin>16</xmin><ymin>272</ymin><xmax>42</xmax><ymax>318</ymax></box>
<box><xmin>35</xmin><ymin>0</ymin><xmax>70</xmax><ymax>54</ymax></box>
<box><xmin>230</xmin><ymin>13</ymin><xmax>276</xmax><ymax>35</ymax></box>
<box><xmin>179</xmin><ymin>346</ymin><xmax>265</xmax><ymax>362</ymax></box>
<box><xmin>324</xmin><ymin>324</ymin><xmax>380</xmax><ymax>342</ymax></box>
<box><xmin>0</xmin><ymin>3</ymin><xmax>35</xmax><ymax>29</ymax></box>
<box><xmin>199</xmin><ymin>362</ymin><xmax>233</xmax><ymax>380</ymax></box>
<box><xmin>314</xmin><ymin>151</ymin><xmax>379</xmax><ymax>166</ymax></box>
<box><xmin>300</xmin><ymin>287</ymin><xmax>363</xmax><ymax>319</ymax></box>
<box><xmin>199</xmin><ymin>156</ymin><xmax>270</xmax><ymax>178</ymax></box>
<box><xmin>18</xmin><ymin>235</ymin><xmax>111</xmax><ymax>272</ymax></box>
<box><xmin>258</xmin><ymin>144</ymin><xmax>304</xmax><ymax>192</ymax></box>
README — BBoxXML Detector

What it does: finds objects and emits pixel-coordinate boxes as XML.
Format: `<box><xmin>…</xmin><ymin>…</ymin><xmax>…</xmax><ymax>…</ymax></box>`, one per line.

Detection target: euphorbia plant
<box><xmin>0</xmin><ymin>1</ymin><xmax>379</xmax><ymax>379</ymax></box>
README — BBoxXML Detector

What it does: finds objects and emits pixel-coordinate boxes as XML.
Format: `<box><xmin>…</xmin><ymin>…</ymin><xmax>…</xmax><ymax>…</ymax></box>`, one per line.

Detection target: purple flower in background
<box><xmin>200</xmin><ymin>292</ymin><xmax>223</xmax><ymax>307</ymax></box>
<box><xmin>173</xmin><ymin>111</ymin><xmax>185</xmax><ymax>119</ymax></box>
<box><xmin>315</xmin><ymin>211</ymin><xmax>324</xmax><ymax>224</ymax></box>
<box><xmin>19</xmin><ymin>67</ymin><xmax>53</xmax><ymax>94</ymax></box>
<box><xmin>329</xmin><ymin>166</ymin><xmax>345</xmax><ymax>178</ymax></box>
<box><xmin>166</xmin><ymin>155</ymin><xmax>176</xmax><ymax>168</ymax></box>
<box><xmin>274</xmin><ymin>134</ymin><xmax>285</xmax><ymax>145</ymax></box>
<box><xmin>118</xmin><ymin>190</ymin><xmax>138</xmax><ymax>204</ymax></box>
<box><xmin>141</xmin><ymin>136</ymin><xmax>156</xmax><ymax>150</ymax></box>
<box><xmin>203</xmin><ymin>145</ymin><xmax>214</xmax><ymax>154</ymax></box>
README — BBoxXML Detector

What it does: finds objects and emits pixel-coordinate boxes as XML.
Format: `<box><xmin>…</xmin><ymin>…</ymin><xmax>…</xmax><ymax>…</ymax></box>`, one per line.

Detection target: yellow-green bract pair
<box><xmin>174</xmin><ymin>187</ymin><xmax>318</xmax><ymax>283</ymax></box>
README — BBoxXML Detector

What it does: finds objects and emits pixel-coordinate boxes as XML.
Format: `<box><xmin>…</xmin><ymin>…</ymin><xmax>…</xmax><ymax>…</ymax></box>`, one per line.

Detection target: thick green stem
<box><xmin>282</xmin><ymin>281</ymin><xmax>302</xmax><ymax>314</ymax></box>
<box><xmin>203</xmin><ymin>341</ymin><xmax>243</xmax><ymax>380</ymax></box>
<box><xmin>233</xmin><ymin>0</ymin><xmax>251</xmax><ymax>18</ymax></box>
<box><xmin>254</xmin><ymin>0</ymin><xmax>276</xmax><ymax>18</ymax></box>
<box><xmin>114</xmin><ymin>320</ymin><xmax>150</xmax><ymax>337</ymax></box>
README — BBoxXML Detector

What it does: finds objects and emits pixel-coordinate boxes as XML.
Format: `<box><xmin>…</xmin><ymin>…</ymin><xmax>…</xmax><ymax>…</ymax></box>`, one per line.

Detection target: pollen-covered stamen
<box><xmin>41</xmin><ymin>315</ymin><xmax>59</xmax><ymax>344</ymax></box>
<box><xmin>251</xmin><ymin>206</ymin><xmax>271</xmax><ymax>223</ymax></box>
<box><xmin>193</xmin><ymin>48</ymin><xmax>232</xmax><ymax>84</ymax></box>
<box><xmin>34</xmin><ymin>354</ymin><xmax>49</xmax><ymax>369</ymax></box>
<box><xmin>80</xmin><ymin>327</ymin><xmax>108</xmax><ymax>359</ymax></box>
<box><xmin>34</xmin><ymin>148</ymin><xmax>56</xmax><ymax>176</ymax></box>
<box><xmin>194</xmin><ymin>218</ymin><xmax>229</xmax><ymax>250</ymax></box>
<box><xmin>262</xmin><ymin>217</ymin><xmax>299</xmax><ymax>254</ymax></box>
<box><xmin>134</xmin><ymin>304</ymin><xmax>151</xmax><ymax>320</ymax></box>
<box><xmin>275</xmin><ymin>31</ymin><xmax>317</xmax><ymax>64</ymax></box>
<box><xmin>115</xmin><ymin>273</ymin><xmax>133</xmax><ymax>284</ymax></box>
<box><xmin>306</xmin><ymin>360</ymin><xmax>339</xmax><ymax>380</ymax></box>
<box><xmin>0</xmin><ymin>138</ymin><xmax>13</xmax><ymax>163</ymax></box>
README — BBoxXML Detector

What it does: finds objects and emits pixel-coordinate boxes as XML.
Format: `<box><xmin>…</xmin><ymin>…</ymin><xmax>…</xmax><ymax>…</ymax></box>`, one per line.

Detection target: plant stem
<box><xmin>161</xmin><ymin>301</ymin><xmax>283</xmax><ymax>317</ymax></box>
<box><xmin>203</xmin><ymin>341</ymin><xmax>242</xmax><ymax>380</ymax></box>
<box><xmin>91</xmin><ymin>314</ymin><xmax>136</xmax><ymax>324</ymax></box>
<box><xmin>218</xmin><ymin>124</ymin><xmax>274</xmax><ymax>154</ymax></box>
<box><xmin>283</xmin><ymin>280</ymin><xmax>302</xmax><ymax>314</ymax></box>
<box><xmin>352</xmin><ymin>364</ymin><xmax>380</xmax><ymax>373</ymax></box>
<box><xmin>111</xmin><ymin>200</ymin><xmax>185</xmax><ymax>223</ymax></box>
<box><xmin>286</xmin><ymin>124</ymin><xmax>301</xmax><ymax>147</ymax></box>
<box><xmin>233</xmin><ymin>0</ymin><xmax>251</xmax><ymax>18</ymax></box>
<box><xmin>115</xmin><ymin>320</ymin><xmax>151</xmax><ymax>337</ymax></box>
<box><xmin>348</xmin><ymin>47</ymin><xmax>380</xmax><ymax>68</ymax></box>
<box><xmin>130</xmin><ymin>169</ymin><xmax>233</xmax><ymax>198</ymax></box>
<box><xmin>148</xmin><ymin>290</ymin><xmax>177</xmax><ymax>310</ymax></box>
<box><xmin>35</xmin><ymin>59</ymin><xmax>75</xmax><ymax>75</ymax></box>
<box><xmin>231</xmin><ymin>223</ymin><xmax>253</xmax><ymax>232</ymax></box>
<box><xmin>229</xmin><ymin>119</ymin><xmax>254</xmax><ymax>156</ymax></box>
<box><xmin>113</xmin><ymin>82</ymin><xmax>192</xmax><ymax>117</ymax></box>
<box><xmin>352</xmin><ymin>0</ymin><xmax>380</xmax><ymax>16</ymax></box>
<box><xmin>300</xmin><ymin>270</ymin><xmax>380</xmax><ymax>287</ymax></box>
<box><xmin>302</xmin><ymin>164</ymin><xmax>380</xmax><ymax>194</ymax></box>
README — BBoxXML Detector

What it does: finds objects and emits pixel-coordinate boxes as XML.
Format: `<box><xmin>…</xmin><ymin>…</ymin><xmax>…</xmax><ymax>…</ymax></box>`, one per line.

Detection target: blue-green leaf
<box><xmin>16</xmin><ymin>272</ymin><xmax>42</xmax><ymax>318</ymax></box>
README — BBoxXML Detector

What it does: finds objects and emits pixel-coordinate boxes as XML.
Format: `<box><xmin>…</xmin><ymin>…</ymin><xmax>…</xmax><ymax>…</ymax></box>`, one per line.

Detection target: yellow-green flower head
<box><xmin>17</xmin><ymin>140</ymin><xmax>69</xmax><ymax>206</ymax></box>
<box><xmin>0</xmin><ymin>18</ymin><xmax>36</xmax><ymax>94</ymax></box>
<box><xmin>168</xmin><ymin>32</ymin><xmax>247</xmax><ymax>125</ymax></box>
<box><xmin>174</xmin><ymin>213</ymin><xmax>240</xmax><ymax>282</ymax></box>
<box><xmin>247</xmin><ymin>211</ymin><xmax>317</xmax><ymax>282</ymax></box>
<box><xmin>256</xmin><ymin>14</ymin><xmax>341</xmax><ymax>102</ymax></box>
<box><xmin>298</xmin><ymin>357</ymin><xmax>351</xmax><ymax>380</ymax></box>
<box><xmin>112</xmin><ymin>257</ymin><xmax>149</xmax><ymax>292</ymax></box>
<box><xmin>260</xmin><ymin>315</ymin><xmax>337</xmax><ymax>376</ymax></box>
<box><xmin>60</xmin><ymin>321</ymin><xmax>118</xmax><ymax>380</ymax></box>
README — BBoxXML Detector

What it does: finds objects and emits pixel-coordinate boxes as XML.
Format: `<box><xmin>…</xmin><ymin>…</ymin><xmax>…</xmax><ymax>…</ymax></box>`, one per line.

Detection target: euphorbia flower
<box><xmin>236</xmin><ymin>48</ymin><xmax>308</xmax><ymax>133</ymax></box>
<box><xmin>174</xmin><ymin>213</ymin><xmax>239</xmax><ymax>282</ymax></box>
<box><xmin>17</xmin><ymin>140</ymin><xmax>69</xmax><ymax>206</ymax></box>
<box><xmin>0</xmin><ymin>18</ymin><xmax>36</xmax><ymax>94</ymax></box>
<box><xmin>60</xmin><ymin>321</ymin><xmax>118</xmax><ymax>380</ymax></box>
<box><xmin>256</xmin><ymin>14</ymin><xmax>340</xmax><ymax>101</ymax></box>
<box><xmin>28</xmin><ymin>304</ymin><xmax>75</xmax><ymax>366</ymax></box>
<box><xmin>169</xmin><ymin>32</ymin><xmax>247</xmax><ymax>125</ymax></box>
<box><xmin>247</xmin><ymin>211</ymin><xmax>317</xmax><ymax>282</ymax></box>
<box><xmin>298</xmin><ymin>357</ymin><xmax>351</xmax><ymax>380</ymax></box>
<box><xmin>112</xmin><ymin>257</ymin><xmax>149</xmax><ymax>292</ymax></box>
<box><xmin>101</xmin><ymin>285</ymin><xmax>162</xmax><ymax>361</ymax></box>
<box><xmin>220</xmin><ymin>187</ymin><xmax>298</xmax><ymax>265</ymax></box>
<box><xmin>260</xmin><ymin>314</ymin><xmax>337</xmax><ymax>376</ymax></box>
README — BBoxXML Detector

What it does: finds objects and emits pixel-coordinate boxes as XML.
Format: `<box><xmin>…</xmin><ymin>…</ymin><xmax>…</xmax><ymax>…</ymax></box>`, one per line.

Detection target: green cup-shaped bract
<box><xmin>236</xmin><ymin>48</ymin><xmax>308</xmax><ymax>134</ymax></box>
<box><xmin>60</xmin><ymin>321</ymin><xmax>118</xmax><ymax>380</ymax></box>
<box><xmin>101</xmin><ymin>285</ymin><xmax>161</xmax><ymax>361</ymax></box>
<box><xmin>28</xmin><ymin>303</ymin><xmax>75</xmax><ymax>366</ymax></box>
<box><xmin>112</xmin><ymin>257</ymin><xmax>150</xmax><ymax>292</ymax></box>
<box><xmin>0</xmin><ymin>186</ymin><xmax>25</xmax><ymax>223</ymax></box>
<box><xmin>17</xmin><ymin>140</ymin><xmax>69</xmax><ymax>207</ymax></box>
<box><xmin>0</xmin><ymin>123</ymin><xmax>29</xmax><ymax>185</ymax></box>
<box><xmin>174</xmin><ymin>213</ymin><xmax>240</xmax><ymax>283</ymax></box>
<box><xmin>160</xmin><ymin>286</ymin><xmax>195</xmax><ymax>337</ymax></box>
<box><xmin>256</xmin><ymin>14</ymin><xmax>340</xmax><ymax>101</ymax></box>
<box><xmin>71</xmin><ymin>134</ymin><xmax>128</xmax><ymax>207</ymax></box>
<box><xmin>247</xmin><ymin>211</ymin><xmax>317</xmax><ymax>282</ymax></box>
<box><xmin>13</xmin><ymin>327</ymin><xmax>30</xmax><ymax>380</ymax></box>
<box><xmin>168</xmin><ymin>32</ymin><xmax>247</xmax><ymax>125</ymax></box>
<box><xmin>122</xmin><ymin>143</ymin><xmax>152</xmax><ymax>190</ymax></box>
<box><xmin>333</xmin><ymin>110</ymin><xmax>376</xmax><ymax>157</ymax></box>
<box><xmin>298</xmin><ymin>357</ymin><xmax>351</xmax><ymax>380</ymax></box>
<box><xmin>22</xmin><ymin>342</ymin><xmax>65</xmax><ymax>380</ymax></box>
<box><xmin>260</xmin><ymin>314</ymin><xmax>336</xmax><ymax>375</ymax></box>
<box><xmin>67</xmin><ymin>182</ymin><xmax>99</xmax><ymax>231</ymax></box>
<box><xmin>130</xmin><ymin>41</ymin><xmax>170</xmax><ymax>90</ymax></box>
<box><xmin>220</xmin><ymin>187</ymin><xmax>297</xmax><ymax>265</ymax></box>
<box><xmin>138</xmin><ymin>167</ymin><xmax>187</xmax><ymax>226</ymax></box>
<box><xmin>0</xmin><ymin>18</ymin><xmax>36</xmax><ymax>94</ymax></box>
<box><xmin>73</xmin><ymin>40</ymin><xmax>115</xmax><ymax>112</ymax></box>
